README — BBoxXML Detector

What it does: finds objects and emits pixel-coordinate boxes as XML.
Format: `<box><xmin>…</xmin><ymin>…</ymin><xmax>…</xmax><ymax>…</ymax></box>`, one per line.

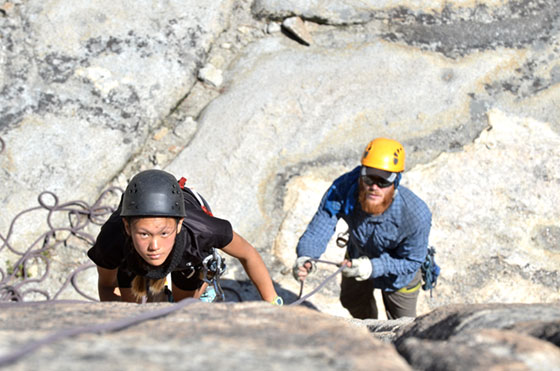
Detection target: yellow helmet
<box><xmin>361</xmin><ymin>138</ymin><xmax>405</xmax><ymax>172</ymax></box>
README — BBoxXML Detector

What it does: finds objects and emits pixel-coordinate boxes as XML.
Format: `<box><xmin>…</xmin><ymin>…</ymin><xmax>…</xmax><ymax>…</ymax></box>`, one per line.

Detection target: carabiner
<box><xmin>336</xmin><ymin>230</ymin><xmax>349</xmax><ymax>248</ymax></box>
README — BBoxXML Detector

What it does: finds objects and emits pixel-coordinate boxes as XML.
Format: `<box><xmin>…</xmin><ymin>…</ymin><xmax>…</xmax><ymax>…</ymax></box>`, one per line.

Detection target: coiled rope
<box><xmin>0</xmin><ymin>188</ymin><xmax>121</xmax><ymax>302</ymax></box>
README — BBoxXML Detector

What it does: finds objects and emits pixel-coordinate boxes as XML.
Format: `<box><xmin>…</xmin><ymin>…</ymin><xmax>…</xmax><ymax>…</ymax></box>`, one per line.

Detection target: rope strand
<box><xmin>289</xmin><ymin>258</ymin><xmax>345</xmax><ymax>306</ymax></box>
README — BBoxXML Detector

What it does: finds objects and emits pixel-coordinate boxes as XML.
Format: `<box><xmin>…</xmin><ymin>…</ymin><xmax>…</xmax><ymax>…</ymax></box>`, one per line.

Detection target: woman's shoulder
<box><xmin>181</xmin><ymin>209</ymin><xmax>233</xmax><ymax>249</ymax></box>
<box><xmin>87</xmin><ymin>209</ymin><xmax>127</xmax><ymax>269</ymax></box>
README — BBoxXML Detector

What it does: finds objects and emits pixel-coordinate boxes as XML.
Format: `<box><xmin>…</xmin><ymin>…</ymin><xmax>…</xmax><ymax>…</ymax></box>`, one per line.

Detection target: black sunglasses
<box><xmin>360</xmin><ymin>175</ymin><xmax>393</xmax><ymax>188</ymax></box>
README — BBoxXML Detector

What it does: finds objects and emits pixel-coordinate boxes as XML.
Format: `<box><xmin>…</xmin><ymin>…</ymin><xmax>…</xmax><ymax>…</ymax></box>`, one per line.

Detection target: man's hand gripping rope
<box><xmin>290</xmin><ymin>257</ymin><xmax>349</xmax><ymax>306</ymax></box>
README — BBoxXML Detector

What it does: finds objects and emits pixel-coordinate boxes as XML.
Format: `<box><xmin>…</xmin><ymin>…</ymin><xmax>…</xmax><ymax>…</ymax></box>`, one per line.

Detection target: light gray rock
<box><xmin>406</xmin><ymin>109</ymin><xmax>560</xmax><ymax>315</ymax></box>
<box><xmin>0</xmin><ymin>301</ymin><xmax>412</xmax><ymax>370</ymax></box>
<box><xmin>282</xmin><ymin>17</ymin><xmax>313</xmax><ymax>46</ymax></box>
<box><xmin>198</xmin><ymin>63</ymin><xmax>224</xmax><ymax>87</ymax></box>
<box><xmin>398</xmin><ymin>330</ymin><xmax>560</xmax><ymax>371</ymax></box>
<box><xmin>395</xmin><ymin>303</ymin><xmax>560</xmax><ymax>340</ymax></box>
<box><xmin>252</xmin><ymin>0</ymin><xmax>375</xmax><ymax>25</ymax></box>
<box><xmin>251</xmin><ymin>0</ymin><xmax>528</xmax><ymax>25</ymax></box>
<box><xmin>166</xmin><ymin>33</ymin><xmax>519</xmax><ymax>249</ymax></box>
<box><xmin>0</xmin><ymin>0</ymin><xmax>234</xmax><ymax>239</ymax></box>
<box><xmin>346</xmin><ymin>317</ymin><xmax>415</xmax><ymax>343</ymax></box>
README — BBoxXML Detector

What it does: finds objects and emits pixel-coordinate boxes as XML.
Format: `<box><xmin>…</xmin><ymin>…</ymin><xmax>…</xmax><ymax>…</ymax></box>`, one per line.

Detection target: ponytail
<box><xmin>131</xmin><ymin>276</ymin><xmax>166</xmax><ymax>301</ymax></box>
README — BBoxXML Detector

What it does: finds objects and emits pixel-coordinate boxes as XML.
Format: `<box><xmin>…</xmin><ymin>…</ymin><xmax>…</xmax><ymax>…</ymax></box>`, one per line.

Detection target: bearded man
<box><xmin>292</xmin><ymin>138</ymin><xmax>432</xmax><ymax>319</ymax></box>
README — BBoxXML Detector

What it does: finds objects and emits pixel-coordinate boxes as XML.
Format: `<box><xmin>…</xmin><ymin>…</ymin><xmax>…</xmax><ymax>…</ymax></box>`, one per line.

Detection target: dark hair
<box><xmin>124</xmin><ymin>216</ymin><xmax>183</xmax><ymax>226</ymax></box>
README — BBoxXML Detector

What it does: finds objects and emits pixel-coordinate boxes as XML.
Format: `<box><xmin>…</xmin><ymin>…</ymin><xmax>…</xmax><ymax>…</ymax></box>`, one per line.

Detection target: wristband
<box><xmin>270</xmin><ymin>295</ymin><xmax>283</xmax><ymax>306</ymax></box>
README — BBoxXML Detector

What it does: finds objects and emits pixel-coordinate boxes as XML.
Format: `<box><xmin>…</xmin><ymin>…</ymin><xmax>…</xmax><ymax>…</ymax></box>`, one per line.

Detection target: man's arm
<box><xmin>293</xmin><ymin>187</ymin><xmax>342</xmax><ymax>282</ymax></box>
<box><xmin>296</xmin><ymin>192</ymin><xmax>340</xmax><ymax>259</ymax></box>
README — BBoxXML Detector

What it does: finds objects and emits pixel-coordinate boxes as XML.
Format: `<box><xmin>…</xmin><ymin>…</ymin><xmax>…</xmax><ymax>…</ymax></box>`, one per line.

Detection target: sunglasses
<box><xmin>360</xmin><ymin>175</ymin><xmax>394</xmax><ymax>188</ymax></box>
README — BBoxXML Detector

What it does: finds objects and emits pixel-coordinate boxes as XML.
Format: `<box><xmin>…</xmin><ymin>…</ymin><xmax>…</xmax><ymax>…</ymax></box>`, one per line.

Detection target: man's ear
<box><xmin>122</xmin><ymin>218</ymin><xmax>131</xmax><ymax>236</ymax></box>
<box><xmin>177</xmin><ymin>218</ymin><xmax>184</xmax><ymax>233</ymax></box>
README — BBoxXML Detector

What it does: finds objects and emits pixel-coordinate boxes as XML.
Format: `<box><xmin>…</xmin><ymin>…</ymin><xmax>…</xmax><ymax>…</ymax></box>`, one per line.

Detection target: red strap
<box><xmin>178</xmin><ymin>176</ymin><xmax>213</xmax><ymax>216</ymax></box>
<box><xmin>178</xmin><ymin>177</ymin><xmax>187</xmax><ymax>189</ymax></box>
<box><xmin>201</xmin><ymin>206</ymin><xmax>213</xmax><ymax>217</ymax></box>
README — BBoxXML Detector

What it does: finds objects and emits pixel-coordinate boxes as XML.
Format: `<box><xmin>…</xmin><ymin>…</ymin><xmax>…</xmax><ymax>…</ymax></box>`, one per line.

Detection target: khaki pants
<box><xmin>339</xmin><ymin>270</ymin><xmax>421</xmax><ymax>319</ymax></box>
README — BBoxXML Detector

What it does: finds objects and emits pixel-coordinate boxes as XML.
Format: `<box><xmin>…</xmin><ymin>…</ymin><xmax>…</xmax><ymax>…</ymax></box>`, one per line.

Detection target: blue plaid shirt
<box><xmin>296</xmin><ymin>166</ymin><xmax>432</xmax><ymax>291</ymax></box>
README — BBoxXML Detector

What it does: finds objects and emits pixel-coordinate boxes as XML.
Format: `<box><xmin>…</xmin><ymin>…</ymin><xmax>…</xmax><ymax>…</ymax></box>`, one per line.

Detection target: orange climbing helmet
<box><xmin>361</xmin><ymin>138</ymin><xmax>405</xmax><ymax>173</ymax></box>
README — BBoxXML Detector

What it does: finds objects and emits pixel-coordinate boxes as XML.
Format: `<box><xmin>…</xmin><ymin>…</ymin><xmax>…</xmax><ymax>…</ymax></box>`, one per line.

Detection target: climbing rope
<box><xmin>0</xmin><ymin>187</ymin><xmax>122</xmax><ymax>302</ymax></box>
<box><xmin>289</xmin><ymin>258</ymin><xmax>346</xmax><ymax>306</ymax></box>
<box><xmin>0</xmin><ymin>258</ymin><xmax>346</xmax><ymax>367</ymax></box>
<box><xmin>0</xmin><ymin>298</ymin><xmax>200</xmax><ymax>367</ymax></box>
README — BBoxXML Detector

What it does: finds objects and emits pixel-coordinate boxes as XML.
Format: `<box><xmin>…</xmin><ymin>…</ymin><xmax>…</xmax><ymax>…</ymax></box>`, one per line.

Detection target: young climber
<box><xmin>293</xmin><ymin>138</ymin><xmax>432</xmax><ymax>319</ymax></box>
<box><xmin>88</xmin><ymin>169</ymin><xmax>282</xmax><ymax>305</ymax></box>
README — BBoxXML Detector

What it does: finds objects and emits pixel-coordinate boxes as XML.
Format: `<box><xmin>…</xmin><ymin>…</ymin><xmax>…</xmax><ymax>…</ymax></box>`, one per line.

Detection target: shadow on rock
<box><xmin>219</xmin><ymin>278</ymin><xmax>319</xmax><ymax>310</ymax></box>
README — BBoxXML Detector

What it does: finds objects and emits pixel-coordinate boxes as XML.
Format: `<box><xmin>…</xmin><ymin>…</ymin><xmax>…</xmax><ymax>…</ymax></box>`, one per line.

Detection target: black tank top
<box><xmin>87</xmin><ymin>187</ymin><xmax>233</xmax><ymax>273</ymax></box>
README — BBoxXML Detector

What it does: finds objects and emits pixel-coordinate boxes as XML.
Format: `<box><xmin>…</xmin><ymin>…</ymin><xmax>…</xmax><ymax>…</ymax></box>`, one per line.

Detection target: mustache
<box><xmin>363</xmin><ymin>190</ymin><xmax>382</xmax><ymax>197</ymax></box>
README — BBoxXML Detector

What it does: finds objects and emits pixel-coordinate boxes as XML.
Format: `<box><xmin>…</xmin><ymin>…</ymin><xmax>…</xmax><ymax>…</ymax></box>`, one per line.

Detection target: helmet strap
<box><xmin>394</xmin><ymin>173</ymin><xmax>402</xmax><ymax>189</ymax></box>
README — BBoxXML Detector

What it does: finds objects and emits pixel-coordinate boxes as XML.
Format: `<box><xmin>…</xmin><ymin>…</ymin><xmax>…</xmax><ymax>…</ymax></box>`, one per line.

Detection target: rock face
<box><xmin>0</xmin><ymin>0</ymin><xmax>233</xmax><ymax>232</ymax></box>
<box><xmin>0</xmin><ymin>301</ymin><xmax>412</xmax><ymax>370</ymax></box>
<box><xmin>1</xmin><ymin>301</ymin><xmax>559</xmax><ymax>370</ymax></box>
<box><xmin>394</xmin><ymin>303</ymin><xmax>560</xmax><ymax>370</ymax></box>
<box><xmin>1</xmin><ymin>0</ymin><xmax>560</xmax><ymax>355</ymax></box>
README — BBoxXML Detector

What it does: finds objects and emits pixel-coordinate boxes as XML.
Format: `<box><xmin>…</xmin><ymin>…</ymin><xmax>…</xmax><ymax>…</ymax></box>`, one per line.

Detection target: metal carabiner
<box><xmin>336</xmin><ymin>230</ymin><xmax>349</xmax><ymax>248</ymax></box>
<box><xmin>201</xmin><ymin>249</ymin><xmax>227</xmax><ymax>302</ymax></box>
<box><xmin>202</xmin><ymin>250</ymin><xmax>226</xmax><ymax>279</ymax></box>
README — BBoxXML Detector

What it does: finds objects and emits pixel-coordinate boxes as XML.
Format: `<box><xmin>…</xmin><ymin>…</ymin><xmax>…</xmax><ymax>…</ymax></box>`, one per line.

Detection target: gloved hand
<box><xmin>292</xmin><ymin>256</ymin><xmax>317</xmax><ymax>281</ymax></box>
<box><xmin>341</xmin><ymin>256</ymin><xmax>373</xmax><ymax>281</ymax></box>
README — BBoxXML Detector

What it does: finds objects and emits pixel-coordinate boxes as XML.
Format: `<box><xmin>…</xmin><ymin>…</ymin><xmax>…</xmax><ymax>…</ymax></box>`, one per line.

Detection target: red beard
<box><xmin>358</xmin><ymin>181</ymin><xmax>394</xmax><ymax>215</ymax></box>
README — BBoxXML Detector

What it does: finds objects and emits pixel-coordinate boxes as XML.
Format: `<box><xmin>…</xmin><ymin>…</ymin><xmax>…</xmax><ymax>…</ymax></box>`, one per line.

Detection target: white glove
<box><xmin>341</xmin><ymin>256</ymin><xmax>373</xmax><ymax>281</ymax></box>
<box><xmin>292</xmin><ymin>256</ymin><xmax>317</xmax><ymax>281</ymax></box>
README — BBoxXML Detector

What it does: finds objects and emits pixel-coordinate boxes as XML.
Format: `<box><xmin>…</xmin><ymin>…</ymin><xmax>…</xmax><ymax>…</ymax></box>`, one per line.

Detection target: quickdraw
<box><xmin>201</xmin><ymin>249</ymin><xmax>227</xmax><ymax>302</ymax></box>
<box><xmin>421</xmin><ymin>246</ymin><xmax>440</xmax><ymax>298</ymax></box>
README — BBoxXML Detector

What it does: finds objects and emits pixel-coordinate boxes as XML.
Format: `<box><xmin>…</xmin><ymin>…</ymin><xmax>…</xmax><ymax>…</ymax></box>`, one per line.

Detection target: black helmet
<box><xmin>120</xmin><ymin>169</ymin><xmax>186</xmax><ymax>218</ymax></box>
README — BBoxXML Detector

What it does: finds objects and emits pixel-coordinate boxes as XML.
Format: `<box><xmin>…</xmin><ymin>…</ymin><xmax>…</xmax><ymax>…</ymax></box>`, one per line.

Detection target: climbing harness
<box><xmin>397</xmin><ymin>281</ymin><xmax>422</xmax><ymax>294</ymax></box>
<box><xmin>421</xmin><ymin>246</ymin><xmax>440</xmax><ymax>297</ymax></box>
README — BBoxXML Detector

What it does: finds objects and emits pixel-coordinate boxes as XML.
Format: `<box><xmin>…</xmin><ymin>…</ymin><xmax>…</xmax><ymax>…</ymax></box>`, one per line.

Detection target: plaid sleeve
<box><xmin>296</xmin><ymin>190</ymin><xmax>339</xmax><ymax>259</ymax></box>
